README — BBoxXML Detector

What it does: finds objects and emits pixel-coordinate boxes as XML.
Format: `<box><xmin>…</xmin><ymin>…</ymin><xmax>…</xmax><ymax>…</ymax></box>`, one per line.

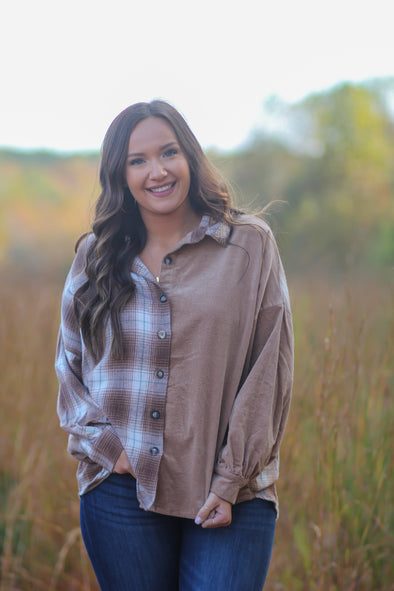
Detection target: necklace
<box><xmin>139</xmin><ymin>248</ymin><xmax>162</xmax><ymax>282</ymax></box>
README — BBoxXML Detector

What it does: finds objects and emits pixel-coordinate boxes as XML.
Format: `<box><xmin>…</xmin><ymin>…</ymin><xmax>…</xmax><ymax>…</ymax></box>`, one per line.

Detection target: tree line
<box><xmin>1</xmin><ymin>78</ymin><xmax>393</xmax><ymax>278</ymax></box>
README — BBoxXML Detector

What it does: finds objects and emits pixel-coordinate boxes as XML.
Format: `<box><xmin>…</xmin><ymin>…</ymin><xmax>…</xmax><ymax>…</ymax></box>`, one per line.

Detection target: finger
<box><xmin>202</xmin><ymin>502</ymin><xmax>232</xmax><ymax>529</ymax></box>
<box><xmin>201</xmin><ymin>511</ymin><xmax>230</xmax><ymax>529</ymax></box>
<box><xmin>194</xmin><ymin>501</ymin><xmax>216</xmax><ymax>525</ymax></box>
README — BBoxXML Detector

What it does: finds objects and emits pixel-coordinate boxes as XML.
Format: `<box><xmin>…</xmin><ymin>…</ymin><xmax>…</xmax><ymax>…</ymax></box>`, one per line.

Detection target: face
<box><xmin>124</xmin><ymin>116</ymin><xmax>191</xmax><ymax>221</ymax></box>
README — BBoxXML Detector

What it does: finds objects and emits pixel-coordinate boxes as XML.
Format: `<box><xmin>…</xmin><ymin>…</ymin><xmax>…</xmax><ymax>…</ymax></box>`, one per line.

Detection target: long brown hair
<box><xmin>74</xmin><ymin>100</ymin><xmax>236</xmax><ymax>361</ymax></box>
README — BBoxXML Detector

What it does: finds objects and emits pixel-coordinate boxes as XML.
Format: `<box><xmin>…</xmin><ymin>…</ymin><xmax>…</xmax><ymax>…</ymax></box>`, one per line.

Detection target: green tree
<box><xmin>264</xmin><ymin>80</ymin><xmax>394</xmax><ymax>273</ymax></box>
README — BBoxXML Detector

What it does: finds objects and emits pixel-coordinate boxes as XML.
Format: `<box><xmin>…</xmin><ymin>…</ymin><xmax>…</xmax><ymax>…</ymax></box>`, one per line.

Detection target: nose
<box><xmin>149</xmin><ymin>158</ymin><xmax>168</xmax><ymax>180</ymax></box>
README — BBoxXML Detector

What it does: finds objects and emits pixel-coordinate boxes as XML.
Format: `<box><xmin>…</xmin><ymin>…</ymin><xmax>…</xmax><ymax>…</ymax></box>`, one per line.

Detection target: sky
<box><xmin>1</xmin><ymin>0</ymin><xmax>393</xmax><ymax>153</ymax></box>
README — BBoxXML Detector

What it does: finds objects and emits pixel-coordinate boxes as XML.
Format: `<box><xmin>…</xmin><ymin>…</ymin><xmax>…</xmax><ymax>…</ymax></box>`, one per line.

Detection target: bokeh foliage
<box><xmin>217</xmin><ymin>79</ymin><xmax>393</xmax><ymax>275</ymax></box>
<box><xmin>1</xmin><ymin>78</ymin><xmax>393</xmax><ymax>278</ymax></box>
<box><xmin>0</xmin><ymin>78</ymin><xmax>393</xmax><ymax>590</ymax></box>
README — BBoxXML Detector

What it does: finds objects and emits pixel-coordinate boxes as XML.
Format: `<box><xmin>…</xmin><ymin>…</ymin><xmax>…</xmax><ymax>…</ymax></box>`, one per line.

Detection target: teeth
<box><xmin>150</xmin><ymin>184</ymin><xmax>173</xmax><ymax>193</ymax></box>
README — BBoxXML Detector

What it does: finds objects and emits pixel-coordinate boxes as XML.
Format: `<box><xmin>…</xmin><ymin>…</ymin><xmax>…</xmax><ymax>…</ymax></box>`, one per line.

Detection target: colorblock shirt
<box><xmin>55</xmin><ymin>214</ymin><xmax>293</xmax><ymax>519</ymax></box>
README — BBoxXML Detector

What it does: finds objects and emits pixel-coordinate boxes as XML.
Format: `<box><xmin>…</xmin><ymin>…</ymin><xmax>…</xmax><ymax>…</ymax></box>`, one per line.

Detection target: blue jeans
<box><xmin>80</xmin><ymin>473</ymin><xmax>276</xmax><ymax>591</ymax></box>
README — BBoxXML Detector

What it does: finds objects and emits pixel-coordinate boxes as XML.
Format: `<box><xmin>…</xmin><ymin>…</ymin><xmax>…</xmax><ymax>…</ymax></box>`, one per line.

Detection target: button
<box><xmin>151</xmin><ymin>410</ymin><xmax>160</xmax><ymax>419</ymax></box>
<box><xmin>164</xmin><ymin>256</ymin><xmax>173</xmax><ymax>265</ymax></box>
<box><xmin>159</xmin><ymin>294</ymin><xmax>167</xmax><ymax>303</ymax></box>
<box><xmin>156</xmin><ymin>369</ymin><xmax>164</xmax><ymax>379</ymax></box>
<box><xmin>150</xmin><ymin>446</ymin><xmax>159</xmax><ymax>455</ymax></box>
<box><xmin>157</xmin><ymin>330</ymin><xmax>166</xmax><ymax>339</ymax></box>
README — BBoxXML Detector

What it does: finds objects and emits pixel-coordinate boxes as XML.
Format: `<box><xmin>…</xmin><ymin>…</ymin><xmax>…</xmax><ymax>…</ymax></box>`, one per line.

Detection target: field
<box><xmin>0</xmin><ymin>272</ymin><xmax>392</xmax><ymax>590</ymax></box>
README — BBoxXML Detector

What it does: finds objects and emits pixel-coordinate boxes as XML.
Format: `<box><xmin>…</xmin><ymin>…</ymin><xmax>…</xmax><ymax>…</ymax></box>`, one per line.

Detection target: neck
<box><xmin>140</xmin><ymin>206</ymin><xmax>201</xmax><ymax>250</ymax></box>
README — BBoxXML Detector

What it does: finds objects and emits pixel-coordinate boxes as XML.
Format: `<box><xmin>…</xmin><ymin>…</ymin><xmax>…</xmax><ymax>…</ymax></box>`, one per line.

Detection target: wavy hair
<box><xmin>74</xmin><ymin>100</ymin><xmax>237</xmax><ymax>361</ymax></box>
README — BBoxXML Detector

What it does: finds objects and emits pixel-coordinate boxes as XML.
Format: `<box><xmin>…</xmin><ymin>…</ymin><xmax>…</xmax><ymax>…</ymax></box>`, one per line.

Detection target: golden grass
<box><xmin>0</xmin><ymin>273</ymin><xmax>392</xmax><ymax>590</ymax></box>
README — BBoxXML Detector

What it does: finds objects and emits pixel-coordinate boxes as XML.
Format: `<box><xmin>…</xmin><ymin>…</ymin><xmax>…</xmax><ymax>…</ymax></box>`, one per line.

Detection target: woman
<box><xmin>55</xmin><ymin>100</ymin><xmax>293</xmax><ymax>591</ymax></box>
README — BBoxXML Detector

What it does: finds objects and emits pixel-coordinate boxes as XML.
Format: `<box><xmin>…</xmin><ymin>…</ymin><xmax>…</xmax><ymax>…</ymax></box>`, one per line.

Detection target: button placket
<box><xmin>127</xmin><ymin>257</ymin><xmax>174</xmax><ymax>511</ymax></box>
<box><xmin>147</xmin><ymin>267</ymin><xmax>170</xmax><ymax>477</ymax></box>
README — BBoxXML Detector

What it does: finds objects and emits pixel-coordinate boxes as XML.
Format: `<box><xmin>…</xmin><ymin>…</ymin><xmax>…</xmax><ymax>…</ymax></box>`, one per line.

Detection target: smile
<box><xmin>147</xmin><ymin>182</ymin><xmax>176</xmax><ymax>196</ymax></box>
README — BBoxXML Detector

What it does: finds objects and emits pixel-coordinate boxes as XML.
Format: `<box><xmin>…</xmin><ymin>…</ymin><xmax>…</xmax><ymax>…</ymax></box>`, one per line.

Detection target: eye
<box><xmin>163</xmin><ymin>147</ymin><xmax>178</xmax><ymax>158</ymax></box>
<box><xmin>128</xmin><ymin>157</ymin><xmax>145</xmax><ymax>166</ymax></box>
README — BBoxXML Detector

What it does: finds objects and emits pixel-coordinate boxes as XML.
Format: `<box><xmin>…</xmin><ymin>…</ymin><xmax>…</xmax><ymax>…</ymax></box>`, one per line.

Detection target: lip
<box><xmin>146</xmin><ymin>181</ymin><xmax>176</xmax><ymax>197</ymax></box>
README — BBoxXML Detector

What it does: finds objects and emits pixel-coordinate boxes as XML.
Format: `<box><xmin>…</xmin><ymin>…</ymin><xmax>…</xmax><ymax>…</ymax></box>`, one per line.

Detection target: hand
<box><xmin>113</xmin><ymin>450</ymin><xmax>135</xmax><ymax>477</ymax></box>
<box><xmin>194</xmin><ymin>492</ymin><xmax>232</xmax><ymax>529</ymax></box>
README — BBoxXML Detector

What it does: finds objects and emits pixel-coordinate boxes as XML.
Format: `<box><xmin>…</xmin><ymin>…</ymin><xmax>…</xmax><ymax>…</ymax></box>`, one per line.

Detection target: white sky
<box><xmin>1</xmin><ymin>0</ymin><xmax>393</xmax><ymax>152</ymax></box>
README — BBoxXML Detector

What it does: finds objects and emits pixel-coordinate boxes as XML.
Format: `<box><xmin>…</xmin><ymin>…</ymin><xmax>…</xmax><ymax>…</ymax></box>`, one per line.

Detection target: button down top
<box><xmin>56</xmin><ymin>214</ymin><xmax>293</xmax><ymax>519</ymax></box>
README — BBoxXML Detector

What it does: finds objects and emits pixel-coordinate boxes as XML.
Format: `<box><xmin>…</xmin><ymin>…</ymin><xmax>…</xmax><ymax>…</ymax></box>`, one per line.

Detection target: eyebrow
<box><xmin>127</xmin><ymin>141</ymin><xmax>179</xmax><ymax>158</ymax></box>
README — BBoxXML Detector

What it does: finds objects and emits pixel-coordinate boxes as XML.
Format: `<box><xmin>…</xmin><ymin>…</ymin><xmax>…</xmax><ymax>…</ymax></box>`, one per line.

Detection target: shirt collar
<box><xmin>132</xmin><ymin>215</ymin><xmax>231</xmax><ymax>278</ymax></box>
<box><xmin>189</xmin><ymin>215</ymin><xmax>231</xmax><ymax>246</ymax></box>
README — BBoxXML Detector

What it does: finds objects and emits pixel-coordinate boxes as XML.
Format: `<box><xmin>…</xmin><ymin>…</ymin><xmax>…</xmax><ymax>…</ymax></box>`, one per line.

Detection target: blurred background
<box><xmin>0</xmin><ymin>1</ymin><xmax>392</xmax><ymax>589</ymax></box>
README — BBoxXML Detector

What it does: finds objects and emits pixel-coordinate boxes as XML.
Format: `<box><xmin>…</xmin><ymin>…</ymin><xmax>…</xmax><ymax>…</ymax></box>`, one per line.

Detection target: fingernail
<box><xmin>194</xmin><ymin>516</ymin><xmax>203</xmax><ymax>525</ymax></box>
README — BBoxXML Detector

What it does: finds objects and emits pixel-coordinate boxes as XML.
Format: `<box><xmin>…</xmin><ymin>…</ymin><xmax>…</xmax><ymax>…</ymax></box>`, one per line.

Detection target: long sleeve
<box><xmin>210</xmin><ymin>230</ymin><xmax>294</xmax><ymax>504</ymax></box>
<box><xmin>55</xmin><ymin>244</ymin><xmax>124</xmax><ymax>472</ymax></box>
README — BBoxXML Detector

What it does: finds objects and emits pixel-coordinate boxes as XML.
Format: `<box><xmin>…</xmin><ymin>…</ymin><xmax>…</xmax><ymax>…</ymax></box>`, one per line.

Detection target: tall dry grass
<box><xmin>0</xmin><ymin>275</ymin><xmax>94</xmax><ymax>591</ymax></box>
<box><xmin>274</xmin><ymin>276</ymin><xmax>393</xmax><ymax>591</ymax></box>
<box><xmin>0</xmin><ymin>272</ymin><xmax>392</xmax><ymax>590</ymax></box>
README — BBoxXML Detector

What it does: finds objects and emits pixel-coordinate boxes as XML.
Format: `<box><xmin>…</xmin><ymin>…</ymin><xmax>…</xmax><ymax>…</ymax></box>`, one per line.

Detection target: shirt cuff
<box><xmin>93</xmin><ymin>428</ymin><xmax>125</xmax><ymax>472</ymax></box>
<box><xmin>210</xmin><ymin>469</ymin><xmax>247</xmax><ymax>504</ymax></box>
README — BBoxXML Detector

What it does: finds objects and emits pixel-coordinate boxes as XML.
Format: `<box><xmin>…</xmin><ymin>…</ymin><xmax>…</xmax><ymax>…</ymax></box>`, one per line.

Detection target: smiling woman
<box><xmin>124</xmin><ymin>118</ymin><xmax>194</xmax><ymax>237</ymax></box>
<box><xmin>55</xmin><ymin>100</ymin><xmax>294</xmax><ymax>591</ymax></box>
<box><xmin>124</xmin><ymin>117</ymin><xmax>198</xmax><ymax>279</ymax></box>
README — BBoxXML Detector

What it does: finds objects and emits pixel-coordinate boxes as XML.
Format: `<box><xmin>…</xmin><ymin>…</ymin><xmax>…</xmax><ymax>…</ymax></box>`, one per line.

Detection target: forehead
<box><xmin>128</xmin><ymin>117</ymin><xmax>177</xmax><ymax>152</ymax></box>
